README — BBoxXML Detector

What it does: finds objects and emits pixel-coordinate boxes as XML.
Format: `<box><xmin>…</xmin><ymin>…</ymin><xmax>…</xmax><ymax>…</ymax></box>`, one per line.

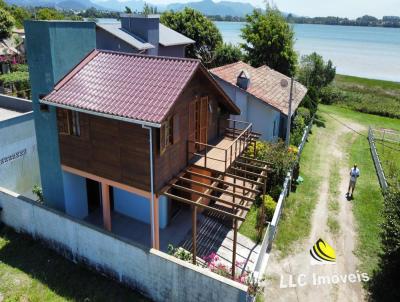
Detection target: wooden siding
<box><xmin>58</xmin><ymin>111</ymin><xmax>151</xmax><ymax>192</ymax></box>
<box><xmin>154</xmin><ymin>70</ymin><xmax>232</xmax><ymax>192</ymax></box>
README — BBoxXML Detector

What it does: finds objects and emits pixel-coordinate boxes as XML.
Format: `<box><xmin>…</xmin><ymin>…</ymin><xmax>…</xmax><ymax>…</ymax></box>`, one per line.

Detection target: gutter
<box><xmin>39</xmin><ymin>99</ymin><xmax>161</xmax><ymax>128</ymax></box>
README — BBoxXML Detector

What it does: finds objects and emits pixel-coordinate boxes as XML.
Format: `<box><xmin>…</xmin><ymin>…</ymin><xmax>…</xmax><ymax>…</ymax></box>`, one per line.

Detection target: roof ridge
<box><xmin>96</xmin><ymin>49</ymin><xmax>201</xmax><ymax>63</ymax></box>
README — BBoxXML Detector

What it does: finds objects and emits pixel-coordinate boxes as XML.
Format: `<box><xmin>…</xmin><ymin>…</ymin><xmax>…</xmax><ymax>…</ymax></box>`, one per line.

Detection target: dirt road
<box><xmin>264</xmin><ymin>115</ymin><xmax>367</xmax><ymax>302</ymax></box>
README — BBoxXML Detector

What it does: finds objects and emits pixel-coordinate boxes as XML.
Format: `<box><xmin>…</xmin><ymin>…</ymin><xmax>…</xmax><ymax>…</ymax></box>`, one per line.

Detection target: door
<box><xmin>189</xmin><ymin>96</ymin><xmax>208</xmax><ymax>154</ymax></box>
<box><xmin>86</xmin><ymin>179</ymin><xmax>101</xmax><ymax>214</ymax></box>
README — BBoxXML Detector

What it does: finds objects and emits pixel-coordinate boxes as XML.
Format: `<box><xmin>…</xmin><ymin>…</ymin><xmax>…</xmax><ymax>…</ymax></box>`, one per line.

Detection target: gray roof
<box><xmin>97</xmin><ymin>23</ymin><xmax>154</xmax><ymax>51</ymax></box>
<box><xmin>159</xmin><ymin>24</ymin><xmax>195</xmax><ymax>47</ymax></box>
<box><xmin>96</xmin><ymin>23</ymin><xmax>194</xmax><ymax>51</ymax></box>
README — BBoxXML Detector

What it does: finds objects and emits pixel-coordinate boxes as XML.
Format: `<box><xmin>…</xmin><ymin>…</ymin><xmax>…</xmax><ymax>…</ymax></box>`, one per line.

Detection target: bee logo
<box><xmin>310</xmin><ymin>238</ymin><xmax>336</xmax><ymax>265</ymax></box>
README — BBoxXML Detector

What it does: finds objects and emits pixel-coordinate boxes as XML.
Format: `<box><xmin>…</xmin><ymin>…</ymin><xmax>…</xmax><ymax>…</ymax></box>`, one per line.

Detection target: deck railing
<box><xmin>188</xmin><ymin>119</ymin><xmax>255</xmax><ymax>172</ymax></box>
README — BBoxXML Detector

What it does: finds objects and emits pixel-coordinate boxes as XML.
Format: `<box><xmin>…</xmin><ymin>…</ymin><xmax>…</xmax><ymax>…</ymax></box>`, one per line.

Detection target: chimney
<box><xmin>120</xmin><ymin>14</ymin><xmax>160</xmax><ymax>56</ymax></box>
<box><xmin>237</xmin><ymin>70</ymin><xmax>250</xmax><ymax>90</ymax></box>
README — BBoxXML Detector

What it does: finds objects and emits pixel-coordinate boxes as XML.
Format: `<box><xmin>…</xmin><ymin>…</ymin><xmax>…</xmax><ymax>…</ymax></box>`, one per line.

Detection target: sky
<box><xmin>146</xmin><ymin>0</ymin><xmax>400</xmax><ymax>19</ymax></box>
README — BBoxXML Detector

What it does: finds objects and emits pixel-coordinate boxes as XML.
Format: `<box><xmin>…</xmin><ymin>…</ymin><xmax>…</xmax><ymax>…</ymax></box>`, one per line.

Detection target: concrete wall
<box><xmin>0</xmin><ymin>188</ymin><xmax>248</xmax><ymax>302</ymax></box>
<box><xmin>63</xmin><ymin>171</ymin><xmax>88</xmax><ymax>219</ymax></box>
<box><xmin>25</xmin><ymin>21</ymin><xmax>96</xmax><ymax>211</ymax></box>
<box><xmin>0</xmin><ymin>94</ymin><xmax>32</xmax><ymax>112</ymax></box>
<box><xmin>158</xmin><ymin>45</ymin><xmax>186</xmax><ymax>58</ymax></box>
<box><xmin>0</xmin><ymin>112</ymin><xmax>40</xmax><ymax>198</ymax></box>
<box><xmin>113</xmin><ymin>188</ymin><xmax>169</xmax><ymax>229</ymax></box>
<box><xmin>96</xmin><ymin>28</ymin><xmax>140</xmax><ymax>53</ymax></box>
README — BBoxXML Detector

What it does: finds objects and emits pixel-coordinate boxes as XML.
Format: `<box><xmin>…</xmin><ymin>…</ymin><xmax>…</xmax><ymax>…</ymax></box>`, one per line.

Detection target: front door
<box><xmin>189</xmin><ymin>96</ymin><xmax>208</xmax><ymax>154</ymax></box>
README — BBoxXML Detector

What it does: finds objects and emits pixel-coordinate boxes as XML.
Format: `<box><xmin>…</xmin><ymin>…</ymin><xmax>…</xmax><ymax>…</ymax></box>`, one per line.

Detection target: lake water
<box><xmin>215</xmin><ymin>22</ymin><xmax>400</xmax><ymax>82</ymax></box>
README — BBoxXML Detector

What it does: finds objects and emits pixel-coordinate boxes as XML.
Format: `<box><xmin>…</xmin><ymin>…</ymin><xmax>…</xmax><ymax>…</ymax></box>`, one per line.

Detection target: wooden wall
<box><xmin>58</xmin><ymin>112</ymin><xmax>151</xmax><ymax>192</ymax></box>
<box><xmin>154</xmin><ymin>70</ymin><xmax>231</xmax><ymax>192</ymax></box>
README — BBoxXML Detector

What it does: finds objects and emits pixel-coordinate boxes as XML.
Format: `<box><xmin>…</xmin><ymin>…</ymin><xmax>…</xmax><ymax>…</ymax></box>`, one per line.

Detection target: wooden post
<box><xmin>152</xmin><ymin>195</ymin><xmax>160</xmax><ymax>250</ymax></box>
<box><xmin>232</xmin><ymin>218</ymin><xmax>238</xmax><ymax>279</ymax></box>
<box><xmin>192</xmin><ymin>205</ymin><xmax>197</xmax><ymax>265</ymax></box>
<box><xmin>101</xmin><ymin>182</ymin><xmax>112</xmax><ymax>232</ymax></box>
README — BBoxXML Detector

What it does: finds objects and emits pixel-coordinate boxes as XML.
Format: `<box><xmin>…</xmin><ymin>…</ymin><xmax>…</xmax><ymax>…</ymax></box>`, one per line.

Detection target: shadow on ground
<box><xmin>0</xmin><ymin>226</ymin><xmax>150</xmax><ymax>302</ymax></box>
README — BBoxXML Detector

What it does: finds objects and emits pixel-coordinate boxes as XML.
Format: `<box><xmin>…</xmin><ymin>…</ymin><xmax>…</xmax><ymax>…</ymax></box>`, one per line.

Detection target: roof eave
<box><xmin>40</xmin><ymin>99</ymin><xmax>161</xmax><ymax>128</ymax></box>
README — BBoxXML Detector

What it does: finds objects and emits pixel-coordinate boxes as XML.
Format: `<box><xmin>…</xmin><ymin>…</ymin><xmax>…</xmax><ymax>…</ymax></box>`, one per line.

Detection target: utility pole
<box><xmin>285</xmin><ymin>77</ymin><xmax>294</xmax><ymax>147</ymax></box>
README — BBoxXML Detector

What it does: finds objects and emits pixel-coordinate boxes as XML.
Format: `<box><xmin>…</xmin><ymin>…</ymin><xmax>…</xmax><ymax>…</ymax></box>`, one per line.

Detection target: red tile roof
<box><xmin>43</xmin><ymin>50</ymin><xmax>238</xmax><ymax>125</ymax></box>
<box><xmin>210</xmin><ymin>61</ymin><xmax>307</xmax><ymax>116</ymax></box>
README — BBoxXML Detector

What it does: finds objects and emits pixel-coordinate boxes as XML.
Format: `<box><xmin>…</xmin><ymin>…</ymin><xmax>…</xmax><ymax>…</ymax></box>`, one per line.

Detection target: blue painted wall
<box><xmin>24</xmin><ymin>21</ymin><xmax>96</xmax><ymax>211</ymax></box>
<box><xmin>63</xmin><ymin>171</ymin><xmax>88</xmax><ymax>219</ymax></box>
<box><xmin>113</xmin><ymin>188</ymin><xmax>169</xmax><ymax>229</ymax></box>
<box><xmin>96</xmin><ymin>28</ymin><xmax>140</xmax><ymax>53</ymax></box>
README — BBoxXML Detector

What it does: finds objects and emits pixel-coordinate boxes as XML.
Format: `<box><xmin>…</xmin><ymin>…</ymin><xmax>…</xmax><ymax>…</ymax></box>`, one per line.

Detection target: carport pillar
<box><xmin>101</xmin><ymin>182</ymin><xmax>112</xmax><ymax>232</ymax></box>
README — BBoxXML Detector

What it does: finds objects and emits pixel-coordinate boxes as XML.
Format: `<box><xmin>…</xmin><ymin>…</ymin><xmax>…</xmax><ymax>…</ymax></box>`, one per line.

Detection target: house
<box><xmin>0</xmin><ymin>94</ymin><xmax>40</xmax><ymax>198</ymax></box>
<box><xmin>25</xmin><ymin>21</ymin><xmax>268</xmax><ymax>276</ymax></box>
<box><xmin>210</xmin><ymin>61</ymin><xmax>308</xmax><ymax>141</ymax></box>
<box><xmin>96</xmin><ymin>14</ymin><xmax>195</xmax><ymax>57</ymax></box>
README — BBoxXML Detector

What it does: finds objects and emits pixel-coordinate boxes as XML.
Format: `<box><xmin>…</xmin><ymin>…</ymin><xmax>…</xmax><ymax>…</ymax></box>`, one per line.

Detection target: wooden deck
<box><xmin>192</xmin><ymin>137</ymin><xmax>250</xmax><ymax>172</ymax></box>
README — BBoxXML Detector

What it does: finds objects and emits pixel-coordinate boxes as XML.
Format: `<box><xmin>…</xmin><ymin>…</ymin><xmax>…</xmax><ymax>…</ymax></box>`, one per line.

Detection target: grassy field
<box><xmin>273</xmin><ymin>115</ymin><xmax>327</xmax><ymax>256</ymax></box>
<box><xmin>333</xmin><ymin>75</ymin><xmax>400</xmax><ymax>118</ymax></box>
<box><xmin>375</xmin><ymin>138</ymin><xmax>400</xmax><ymax>186</ymax></box>
<box><xmin>0</xmin><ymin>226</ymin><xmax>149</xmax><ymax>302</ymax></box>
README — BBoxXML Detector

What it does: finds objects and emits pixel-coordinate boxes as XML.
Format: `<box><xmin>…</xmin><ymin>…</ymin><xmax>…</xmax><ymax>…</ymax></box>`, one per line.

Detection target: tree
<box><xmin>142</xmin><ymin>2</ymin><xmax>157</xmax><ymax>15</ymax></box>
<box><xmin>297</xmin><ymin>52</ymin><xmax>336</xmax><ymax>90</ymax></box>
<box><xmin>160</xmin><ymin>8</ymin><xmax>222</xmax><ymax>64</ymax></box>
<box><xmin>124</xmin><ymin>6</ymin><xmax>132</xmax><ymax>14</ymax></box>
<box><xmin>0</xmin><ymin>8</ymin><xmax>14</xmax><ymax>39</ymax></box>
<box><xmin>212</xmin><ymin>43</ymin><xmax>244</xmax><ymax>68</ymax></box>
<box><xmin>7</xmin><ymin>5</ymin><xmax>31</xmax><ymax>28</ymax></box>
<box><xmin>241</xmin><ymin>6</ymin><xmax>297</xmax><ymax>76</ymax></box>
<box><xmin>35</xmin><ymin>8</ymin><xmax>65</xmax><ymax>21</ymax></box>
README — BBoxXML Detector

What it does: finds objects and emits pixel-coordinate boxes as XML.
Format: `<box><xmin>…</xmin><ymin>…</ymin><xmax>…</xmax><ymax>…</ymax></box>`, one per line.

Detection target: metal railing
<box><xmin>188</xmin><ymin>119</ymin><xmax>254</xmax><ymax>172</ymax></box>
<box><xmin>368</xmin><ymin>126</ymin><xmax>389</xmax><ymax>192</ymax></box>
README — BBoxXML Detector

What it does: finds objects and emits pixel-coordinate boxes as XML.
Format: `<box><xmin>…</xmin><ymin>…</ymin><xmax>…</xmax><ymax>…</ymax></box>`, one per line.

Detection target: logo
<box><xmin>310</xmin><ymin>238</ymin><xmax>336</xmax><ymax>265</ymax></box>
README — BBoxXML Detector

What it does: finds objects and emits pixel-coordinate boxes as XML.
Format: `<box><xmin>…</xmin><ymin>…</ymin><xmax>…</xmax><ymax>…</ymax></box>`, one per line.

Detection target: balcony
<box><xmin>188</xmin><ymin>119</ymin><xmax>260</xmax><ymax>173</ymax></box>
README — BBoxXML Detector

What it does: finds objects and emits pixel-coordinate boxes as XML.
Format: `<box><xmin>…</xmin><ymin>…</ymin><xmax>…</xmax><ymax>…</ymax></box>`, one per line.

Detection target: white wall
<box><xmin>0</xmin><ymin>188</ymin><xmax>248</xmax><ymax>302</ymax></box>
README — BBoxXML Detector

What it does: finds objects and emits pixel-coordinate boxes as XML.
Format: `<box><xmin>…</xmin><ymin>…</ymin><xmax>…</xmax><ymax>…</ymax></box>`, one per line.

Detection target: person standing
<box><xmin>347</xmin><ymin>164</ymin><xmax>360</xmax><ymax>198</ymax></box>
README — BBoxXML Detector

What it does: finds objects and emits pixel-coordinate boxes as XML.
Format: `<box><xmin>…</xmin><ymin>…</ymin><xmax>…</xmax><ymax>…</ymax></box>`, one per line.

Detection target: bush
<box><xmin>212</xmin><ymin>43</ymin><xmax>244</xmax><ymax>68</ymax></box>
<box><xmin>297</xmin><ymin>107</ymin><xmax>311</xmax><ymax>125</ymax></box>
<box><xmin>0</xmin><ymin>71</ymin><xmax>30</xmax><ymax>99</ymax></box>
<box><xmin>10</xmin><ymin>64</ymin><xmax>29</xmax><ymax>72</ymax></box>
<box><xmin>369</xmin><ymin>188</ymin><xmax>400</xmax><ymax>301</ymax></box>
<box><xmin>0</xmin><ymin>8</ymin><xmax>14</xmax><ymax>39</ymax></box>
<box><xmin>263</xmin><ymin>195</ymin><xmax>277</xmax><ymax>222</ymax></box>
<box><xmin>291</xmin><ymin>115</ymin><xmax>306</xmax><ymax>147</ymax></box>
<box><xmin>320</xmin><ymin>85</ymin><xmax>346</xmax><ymax>104</ymax></box>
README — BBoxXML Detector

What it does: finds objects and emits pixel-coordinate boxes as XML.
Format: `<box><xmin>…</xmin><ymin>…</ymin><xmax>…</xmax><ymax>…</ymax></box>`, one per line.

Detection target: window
<box><xmin>160</xmin><ymin>115</ymin><xmax>179</xmax><ymax>154</ymax></box>
<box><xmin>57</xmin><ymin>108</ymin><xmax>80</xmax><ymax>137</ymax></box>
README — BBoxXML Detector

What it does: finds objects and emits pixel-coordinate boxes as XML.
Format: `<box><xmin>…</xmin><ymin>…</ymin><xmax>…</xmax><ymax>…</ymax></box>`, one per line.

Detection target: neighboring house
<box><xmin>210</xmin><ymin>61</ymin><xmax>308</xmax><ymax>141</ymax></box>
<box><xmin>0</xmin><ymin>94</ymin><xmax>40</xmax><ymax>198</ymax></box>
<box><xmin>96</xmin><ymin>14</ymin><xmax>195</xmax><ymax>57</ymax></box>
<box><xmin>25</xmin><ymin>21</ymin><xmax>267</xmax><ymax>274</ymax></box>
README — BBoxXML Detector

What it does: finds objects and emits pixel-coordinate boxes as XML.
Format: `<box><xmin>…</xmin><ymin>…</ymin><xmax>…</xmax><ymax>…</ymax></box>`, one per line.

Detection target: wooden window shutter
<box><xmin>173</xmin><ymin>114</ymin><xmax>180</xmax><ymax>144</ymax></box>
<box><xmin>57</xmin><ymin>108</ymin><xmax>70</xmax><ymax>135</ymax></box>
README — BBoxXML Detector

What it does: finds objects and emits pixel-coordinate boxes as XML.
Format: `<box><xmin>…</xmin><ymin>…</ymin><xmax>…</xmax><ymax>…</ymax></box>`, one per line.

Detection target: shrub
<box><xmin>269</xmin><ymin>185</ymin><xmax>282</xmax><ymax>201</ymax></box>
<box><xmin>10</xmin><ymin>64</ymin><xmax>29</xmax><ymax>72</ymax></box>
<box><xmin>0</xmin><ymin>71</ymin><xmax>30</xmax><ymax>99</ymax></box>
<box><xmin>290</xmin><ymin>115</ymin><xmax>306</xmax><ymax>147</ymax></box>
<box><xmin>167</xmin><ymin>244</ymin><xmax>192</xmax><ymax>262</ymax></box>
<box><xmin>369</xmin><ymin>188</ymin><xmax>400</xmax><ymax>301</ymax></box>
<box><xmin>297</xmin><ymin>107</ymin><xmax>311</xmax><ymax>125</ymax></box>
<box><xmin>263</xmin><ymin>195</ymin><xmax>277</xmax><ymax>221</ymax></box>
<box><xmin>32</xmin><ymin>185</ymin><xmax>43</xmax><ymax>203</ymax></box>
<box><xmin>320</xmin><ymin>85</ymin><xmax>346</xmax><ymax>104</ymax></box>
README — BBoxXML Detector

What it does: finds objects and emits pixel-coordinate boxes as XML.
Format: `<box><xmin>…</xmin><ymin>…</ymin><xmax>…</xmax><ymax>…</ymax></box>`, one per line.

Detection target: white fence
<box><xmin>253</xmin><ymin>114</ymin><xmax>315</xmax><ymax>273</ymax></box>
<box><xmin>0</xmin><ymin>188</ymin><xmax>248</xmax><ymax>302</ymax></box>
<box><xmin>368</xmin><ymin>127</ymin><xmax>389</xmax><ymax>192</ymax></box>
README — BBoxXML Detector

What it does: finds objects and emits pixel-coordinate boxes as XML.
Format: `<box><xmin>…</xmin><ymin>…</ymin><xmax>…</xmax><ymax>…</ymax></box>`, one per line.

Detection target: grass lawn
<box><xmin>239</xmin><ymin>205</ymin><xmax>259</xmax><ymax>242</ymax></box>
<box><xmin>322</xmin><ymin>105</ymin><xmax>400</xmax><ymax>275</ymax></box>
<box><xmin>375</xmin><ymin>139</ymin><xmax>400</xmax><ymax>186</ymax></box>
<box><xmin>0</xmin><ymin>226</ymin><xmax>149</xmax><ymax>302</ymax></box>
<box><xmin>273</xmin><ymin>115</ymin><xmax>330</xmax><ymax>256</ymax></box>
<box><xmin>333</xmin><ymin>74</ymin><xmax>400</xmax><ymax>118</ymax></box>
